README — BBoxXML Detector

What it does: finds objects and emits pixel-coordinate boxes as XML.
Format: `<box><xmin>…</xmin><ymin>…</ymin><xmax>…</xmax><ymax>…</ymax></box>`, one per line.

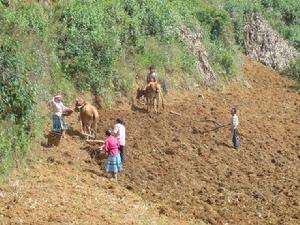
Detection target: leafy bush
<box><xmin>138</xmin><ymin>0</ymin><xmax>177</xmax><ymax>40</ymax></box>
<box><xmin>18</xmin><ymin>4</ymin><xmax>49</xmax><ymax>38</ymax></box>
<box><xmin>137</xmin><ymin>38</ymin><xmax>198</xmax><ymax>73</ymax></box>
<box><xmin>0</xmin><ymin>37</ymin><xmax>37</xmax><ymax>176</ymax></box>
<box><xmin>205</xmin><ymin>40</ymin><xmax>240</xmax><ymax>77</ymax></box>
<box><xmin>0</xmin><ymin>3</ymin><xmax>70</xmax><ymax>176</ymax></box>
<box><xmin>57</xmin><ymin>0</ymin><xmax>122</xmax><ymax>100</ymax></box>
<box><xmin>0</xmin><ymin>70</ymin><xmax>35</xmax><ymax>176</ymax></box>
<box><xmin>0</xmin><ymin>36</ymin><xmax>37</xmax><ymax>124</ymax></box>
<box><xmin>195</xmin><ymin>6</ymin><xmax>234</xmax><ymax>43</ymax></box>
<box><xmin>116</xmin><ymin>0</ymin><xmax>143</xmax><ymax>47</ymax></box>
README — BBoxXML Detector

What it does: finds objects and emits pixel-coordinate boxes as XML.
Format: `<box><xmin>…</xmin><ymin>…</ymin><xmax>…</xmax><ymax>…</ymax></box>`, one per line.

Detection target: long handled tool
<box><xmin>85</xmin><ymin>139</ymin><xmax>104</xmax><ymax>143</ymax></box>
<box><xmin>205</xmin><ymin>124</ymin><xmax>231</xmax><ymax>133</ymax></box>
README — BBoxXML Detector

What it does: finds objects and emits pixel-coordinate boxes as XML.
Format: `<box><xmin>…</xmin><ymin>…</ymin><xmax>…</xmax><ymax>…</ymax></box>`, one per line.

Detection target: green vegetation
<box><xmin>223</xmin><ymin>0</ymin><xmax>300</xmax><ymax>50</ymax></box>
<box><xmin>0</xmin><ymin>0</ymin><xmax>299</xmax><ymax>175</ymax></box>
<box><xmin>0</xmin><ymin>2</ymin><xmax>74</xmax><ymax>175</ymax></box>
<box><xmin>56</xmin><ymin>0</ymin><xmax>185</xmax><ymax>102</ymax></box>
<box><xmin>282</xmin><ymin>57</ymin><xmax>300</xmax><ymax>89</ymax></box>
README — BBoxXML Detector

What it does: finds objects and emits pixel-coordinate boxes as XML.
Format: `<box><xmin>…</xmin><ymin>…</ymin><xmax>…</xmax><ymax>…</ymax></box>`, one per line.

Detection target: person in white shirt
<box><xmin>113</xmin><ymin>118</ymin><xmax>126</xmax><ymax>163</ymax></box>
<box><xmin>49</xmin><ymin>95</ymin><xmax>71</xmax><ymax>137</ymax></box>
<box><xmin>231</xmin><ymin>108</ymin><xmax>240</xmax><ymax>149</ymax></box>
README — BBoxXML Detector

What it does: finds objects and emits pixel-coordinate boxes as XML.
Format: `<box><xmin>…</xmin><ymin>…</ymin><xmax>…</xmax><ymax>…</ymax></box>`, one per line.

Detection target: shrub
<box><xmin>57</xmin><ymin>0</ymin><xmax>122</xmax><ymax>100</ymax></box>
<box><xmin>17</xmin><ymin>4</ymin><xmax>49</xmax><ymax>38</ymax></box>
<box><xmin>0</xmin><ymin>36</ymin><xmax>37</xmax><ymax>176</ymax></box>
<box><xmin>195</xmin><ymin>6</ymin><xmax>234</xmax><ymax>43</ymax></box>
<box><xmin>0</xmin><ymin>37</ymin><xmax>36</xmax><ymax>123</ymax></box>
<box><xmin>205</xmin><ymin>40</ymin><xmax>240</xmax><ymax>77</ymax></box>
<box><xmin>138</xmin><ymin>0</ymin><xmax>177</xmax><ymax>41</ymax></box>
<box><xmin>0</xmin><ymin>3</ymin><xmax>68</xmax><ymax>176</ymax></box>
<box><xmin>282</xmin><ymin>57</ymin><xmax>300</xmax><ymax>87</ymax></box>
<box><xmin>116</xmin><ymin>0</ymin><xmax>143</xmax><ymax>47</ymax></box>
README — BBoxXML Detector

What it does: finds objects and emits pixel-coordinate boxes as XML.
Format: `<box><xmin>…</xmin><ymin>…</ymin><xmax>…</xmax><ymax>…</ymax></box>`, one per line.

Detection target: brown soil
<box><xmin>0</xmin><ymin>58</ymin><xmax>299</xmax><ymax>225</ymax></box>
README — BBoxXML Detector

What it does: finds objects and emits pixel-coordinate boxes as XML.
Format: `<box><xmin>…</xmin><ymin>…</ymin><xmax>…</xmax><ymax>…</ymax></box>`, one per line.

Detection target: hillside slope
<box><xmin>0</xmin><ymin>58</ymin><xmax>299</xmax><ymax>225</ymax></box>
<box><xmin>1</xmin><ymin>0</ymin><xmax>299</xmax><ymax>178</ymax></box>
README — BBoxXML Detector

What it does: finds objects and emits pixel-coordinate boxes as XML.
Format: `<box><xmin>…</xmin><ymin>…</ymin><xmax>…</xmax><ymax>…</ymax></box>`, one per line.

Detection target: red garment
<box><xmin>103</xmin><ymin>135</ymin><xmax>120</xmax><ymax>156</ymax></box>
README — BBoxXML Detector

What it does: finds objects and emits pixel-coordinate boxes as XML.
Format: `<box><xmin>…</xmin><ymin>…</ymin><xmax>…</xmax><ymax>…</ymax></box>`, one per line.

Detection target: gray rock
<box><xmin>179</xmin><ymin>26</ymin><xmax>217</xmax><ymax>88</ymax></box>
<box><xmin>245</xmin><ymin>14</ymin><xmax>298</xmax><ymax>71</ymax></box>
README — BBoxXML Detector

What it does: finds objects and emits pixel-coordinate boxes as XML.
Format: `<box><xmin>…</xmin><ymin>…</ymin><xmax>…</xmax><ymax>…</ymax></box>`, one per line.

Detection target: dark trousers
<box><xmin>119</xmin><ymin>145</ymin><xmax>125</xmax><ymax>162</ymax></box>
<box><xmin>232</xmin><ymin>128</ymin><xmax>240</xmax><ymax>149</ymax></box>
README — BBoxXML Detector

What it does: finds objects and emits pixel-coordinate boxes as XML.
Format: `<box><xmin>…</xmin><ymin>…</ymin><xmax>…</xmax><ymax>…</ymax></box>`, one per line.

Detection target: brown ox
<box><xmin>136</xmin><ymin>82</ymin><xmax>165</xmax><ymax>113</ymax></box>
<box><xmin>74</xmin><ymin>99</ymin><xmax>99</xmax><ymax>138</ymax></box>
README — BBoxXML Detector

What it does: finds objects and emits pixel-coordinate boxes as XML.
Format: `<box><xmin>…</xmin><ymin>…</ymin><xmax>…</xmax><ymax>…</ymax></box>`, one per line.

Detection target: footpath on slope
<box><xmin>0</xmin><ymin>58</ymin><xmax>299</xmax><ymax>225</ymax></box>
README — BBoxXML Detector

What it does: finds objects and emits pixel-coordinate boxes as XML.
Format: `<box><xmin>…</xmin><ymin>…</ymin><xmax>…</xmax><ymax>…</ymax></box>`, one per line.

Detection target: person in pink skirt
<box><xmin>103</xmin><ymin>129</ymin><xmax>122</xmax><ymax>180</ymax></box>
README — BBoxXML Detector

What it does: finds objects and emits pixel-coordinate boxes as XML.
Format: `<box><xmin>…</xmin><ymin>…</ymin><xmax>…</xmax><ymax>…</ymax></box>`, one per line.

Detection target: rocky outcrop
<box><xmin>179</xmin><ymin>26</ymin><xmax>217</xmax><ymax>87</ymax></box>
<box><xmin>245</xmin><ymin>14</ymin><xmax>297</xmax><ymax>71</ymax></box>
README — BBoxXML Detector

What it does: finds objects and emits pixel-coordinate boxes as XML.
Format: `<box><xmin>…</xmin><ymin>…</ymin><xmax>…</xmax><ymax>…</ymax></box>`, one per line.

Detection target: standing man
<box><xmin>231</xmin><ymin>108</ymin><xmax>239</xmax><ymax>150</ymax></box>
<box><xmin>146</xmin><ymin>65</ymin><xmax>158</xmax><ymax>84</ymax></box>
<box><xmin>113</xmin><ymin>118</ymin><xmax>126</xmax><ymax>163</ymax></box>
